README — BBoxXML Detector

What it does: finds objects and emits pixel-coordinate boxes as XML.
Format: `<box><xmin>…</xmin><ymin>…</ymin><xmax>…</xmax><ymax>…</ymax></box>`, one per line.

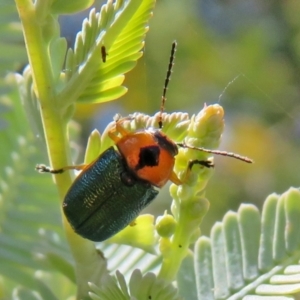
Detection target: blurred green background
<box><xmin>59</xmin><ymin>0</ymin><xmax>300</xmax><ymax>235</ymax></box>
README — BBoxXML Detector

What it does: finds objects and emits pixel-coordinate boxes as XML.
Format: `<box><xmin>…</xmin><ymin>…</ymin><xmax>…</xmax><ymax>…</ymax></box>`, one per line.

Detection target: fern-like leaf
<box><xmin>0</xmin><ymin>3</ymin><xmax>27</xmax><ymax>78</ymax></box>
<box><xmin>60</xmin><ymin>0</ymin><xmax>155</xmax><ymax>108</ymax></box>
<box><xmin>89</xmin><ymin>270</ymin><xmax>180</xmax><ymax>300</ymax></box>
<box><xmin>0</xmin><ymin>79</ymin><xmax>76</xmax><ymax>298</ymax></box>
<box><xmin>177</xmin><ymin>187</ymin><xmax>300</xmax><ymax>299</ymax></box>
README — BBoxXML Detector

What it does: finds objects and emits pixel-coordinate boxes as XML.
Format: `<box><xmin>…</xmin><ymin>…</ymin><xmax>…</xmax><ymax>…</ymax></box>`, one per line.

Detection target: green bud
<box><xmin>187</xmin><ymin>104</ymin><xmax>224</xmax><ymax>149</ymax></box>
<box><xmin>156</xmin><ymin>213</ymin><xmax>177</xmax><ymax>238</ymax></box>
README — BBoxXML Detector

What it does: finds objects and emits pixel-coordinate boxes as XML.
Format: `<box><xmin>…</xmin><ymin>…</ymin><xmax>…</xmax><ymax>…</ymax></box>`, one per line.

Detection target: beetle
<box><xmin>36</xmin><ymin>42</ymin><xmax>252</xmax><ymax>242</ymax></box>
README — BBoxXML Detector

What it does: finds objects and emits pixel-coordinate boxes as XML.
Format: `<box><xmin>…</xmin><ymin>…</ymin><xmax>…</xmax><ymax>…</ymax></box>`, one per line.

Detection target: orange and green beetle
<box><xmin>37</xmin><ymin>42</ymin><xmax>252</xmax><ymax>242</ymax></box>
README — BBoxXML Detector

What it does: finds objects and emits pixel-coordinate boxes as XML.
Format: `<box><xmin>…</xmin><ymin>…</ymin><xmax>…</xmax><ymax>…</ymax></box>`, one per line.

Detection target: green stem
<box><xmin>158</xmin><ymin>215</ymin><xmax>193</xmax><ymax>281</ymax></box>
<box><xmin>158</xmin><ymin>195</ymin><xmax>209</xmax><ymax>282</ymax></box>
<box><xmin>15</xmin><ymin>1</ymin><xmax>108</xmax><ymax>298</ymax></box>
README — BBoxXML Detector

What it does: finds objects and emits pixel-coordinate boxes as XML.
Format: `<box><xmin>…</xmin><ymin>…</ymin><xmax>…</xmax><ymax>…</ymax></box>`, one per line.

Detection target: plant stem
<box><xmin>15</xmin><ymin>1</ymin><xmax>108</xmax><ymax>298</ymax></box>
<box><xmin>158</xmin><ymin>213</ymin><xmax>193</xmax><ymax>281</ymax></box>
<box><xmin>158</xmin><ymin>194</ymin><xmax>209</xmax><ymax>282</ymax></box>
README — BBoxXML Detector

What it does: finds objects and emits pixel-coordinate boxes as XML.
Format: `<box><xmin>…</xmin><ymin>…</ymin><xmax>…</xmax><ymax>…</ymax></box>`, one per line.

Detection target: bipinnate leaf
<box><xmin>89</xmin><ymin>270</ymin><xmax>180</xmax><ymax>300</ymax></box>
<box><xmin>179</xmin><ymin>187</ymin><xmax>300</xmax><ymax>299</ymax></box>
<box><xmin>60</xmin><ymin>0</ymin><xmax>156</xmax><ymax>107</ymax></box>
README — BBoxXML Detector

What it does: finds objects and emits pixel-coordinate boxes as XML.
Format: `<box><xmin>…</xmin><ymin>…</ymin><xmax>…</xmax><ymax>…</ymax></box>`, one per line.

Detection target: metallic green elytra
<box><xmin>63</xmin><ymin>147</ymin><xmax>159</xmax><ymax>242</ymax></box>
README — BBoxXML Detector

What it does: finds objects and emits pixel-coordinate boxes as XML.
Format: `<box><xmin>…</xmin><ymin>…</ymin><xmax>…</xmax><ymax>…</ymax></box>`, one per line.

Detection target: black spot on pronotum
<box><xmin>136</xmin><ymin>146</ymin><xmax>160</xmax><ymax>170</ymax></box>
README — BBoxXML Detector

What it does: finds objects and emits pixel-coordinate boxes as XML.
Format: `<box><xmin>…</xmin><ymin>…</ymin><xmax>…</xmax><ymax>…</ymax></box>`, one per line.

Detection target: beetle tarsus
<box><xmin>35</xmin><ymin>164</ymin><xmax>64</xmax><ymax>174</ymax></box>
<box><xmin>188</xmin><ymin>159</ymin><xmax>214</xmax><ymax>170</ymax></box>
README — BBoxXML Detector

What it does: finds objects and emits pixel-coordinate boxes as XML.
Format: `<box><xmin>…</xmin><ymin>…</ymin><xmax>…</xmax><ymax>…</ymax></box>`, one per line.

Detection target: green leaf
<box><xmin>34</xmin><ymin>275</ymin><xmax>59</xmax><ymax>300</ymax></box>
<box><xmin>89</xmin><ymin>270</ymin><xmax>180</xmax><ymax>300</ymax></box>
<box><xmin>0</xmin><ymin>80</ymin><xmax>74</xmax><ymax>298</ymax></box>
<box><xmin>223</xmin><ymin>212</ymin><xmax>244</xmax><ymax>290</ymax></box>
<box><xmin>59</xmin><ymin>0</ymin><xmax>156</xmax><ymax>107</ymax></box>
<box><xmin>50</xmin><ymin>0</ymin><xmax>94</xmax><ymax>14</ymax></box>
<box><xmin>238</xmin><ymin>204</ymin><xmax>261</xmax><ymax>280</ymax></box>
<box><xmin>259</xmin><ymin>194</ymin><xmax>279</xmax><ymax>271</ymax></box>
<box><xmin>211</xmin><ymin>222</ymin><xmax>229</xmax><ymax>298</ymax></box>
<box><xmin>194</xmin><ymin>237</ymin><xmax>214</xmax><ymax>300</ymax></box>
<box><xmin>12</xmin><ymin>287</ymin><xmax>42</xmax><ymax>300</ymax></box>
<box><xmin>0</xmin><ymin>3</ymin><xmax>27</xmax><ymax>79</ymax></box>
<box><xmin>177</xmin><ymin>252</ymin><xmax>198</xmax><ymax>300</ymax></box>
<box><xmin>284</xmin><ymin>189</ymin><xmax>300</xmax><ymax>253</ymax></box>
<box><xmin>274</xmin><ymin>194</ymin><xmax>287</xmax><ymax>262</ymax></box>
<box><xmin>180</xmin><ymin>187</ymin><xmax>300</xmax><ymax>299</ymax></box>
<box><xmin>43</xmin><ymin>253</ymin><xmax>76</xmax><ymax>283</ymax></box>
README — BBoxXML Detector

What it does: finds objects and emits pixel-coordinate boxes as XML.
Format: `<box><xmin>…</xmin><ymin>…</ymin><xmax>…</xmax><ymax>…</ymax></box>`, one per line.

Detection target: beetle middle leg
<box><xmin>169</xmin><ymin>171</ymin><xmax>183</xmax><ymax>185</ymax></box>
<box><xmin>36</xmin><ymin>164</ymin><xmax>87</xmax><ymax>174</ymax></box>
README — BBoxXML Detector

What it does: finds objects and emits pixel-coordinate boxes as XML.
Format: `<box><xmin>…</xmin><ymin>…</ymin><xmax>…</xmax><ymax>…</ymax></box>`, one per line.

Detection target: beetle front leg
<box><xmin>108</xmin><ymin>117</ymin><xmax>132</xmax><ymax>143</ymax></box>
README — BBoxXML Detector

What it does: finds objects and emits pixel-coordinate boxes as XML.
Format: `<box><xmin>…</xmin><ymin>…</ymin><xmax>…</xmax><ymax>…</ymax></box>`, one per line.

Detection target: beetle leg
<box><xmin>108</xmin><ymin>118</ymin><xmax>131</xmax><ymax>143</ymax></box>
<box><xmin>185</xmin><ymin>159</ymin><xmax>214</xmax><ymax>181</ymax></box>
<box><xmin>108</xmin><ymin>129</ymin><xmax>121</xmax><ymax>143</ymax></box>
<box><xmin>115</xmin><ymin>120</ymin><xmax>131</xmax><ymax>137</ymax></box>
<box><xmin>129</xmin><ymin>220</ymin><xmax>137</xmax><ymax>226</ymax></box>
<box><xmin>36</xmin><ymin>164</ymin><xmax>87</xmax><ymax>174</ymax></box>
<box><xmin>174</xmin><ymin>159</ymin><xmax>214</xmax><ymax>184</ymax></box>
<box><xmin>188</xmin><ymin>159</ymin><xmax>214</xmax><ymax>170</ymax></box>
<box><xmin>169</xmin><ymin>171</ymin><xmax>183</xmax><ymax>185</ymax></box>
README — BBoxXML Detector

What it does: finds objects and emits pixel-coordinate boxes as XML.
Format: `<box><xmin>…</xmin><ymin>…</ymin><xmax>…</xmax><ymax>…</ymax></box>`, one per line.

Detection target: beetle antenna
<box><xmin>158</xmin><ymin>41</ymin><xmax>177</xmax><ymax>129</ymax></box>
<box><xmin>177</xmin><ymin>143</ymin><xmax>253</xmax><ymax>164</ymax></box>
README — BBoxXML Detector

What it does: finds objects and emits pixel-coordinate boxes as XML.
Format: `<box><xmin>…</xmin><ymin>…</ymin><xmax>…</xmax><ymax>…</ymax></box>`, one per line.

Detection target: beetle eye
<box><xmin>153</xmin><ymin>131</ymin><xmax>178</xmax><ymax>157</ymax></box>
<box><xmin>120</xmin><ymin>171</ymin><xmax>136</xmax><ymax>187</ymax></box>
<box><xmin>136</xmin><ymin>145</ymin><xmax>160</xmax><ymax>170</ymax></box>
